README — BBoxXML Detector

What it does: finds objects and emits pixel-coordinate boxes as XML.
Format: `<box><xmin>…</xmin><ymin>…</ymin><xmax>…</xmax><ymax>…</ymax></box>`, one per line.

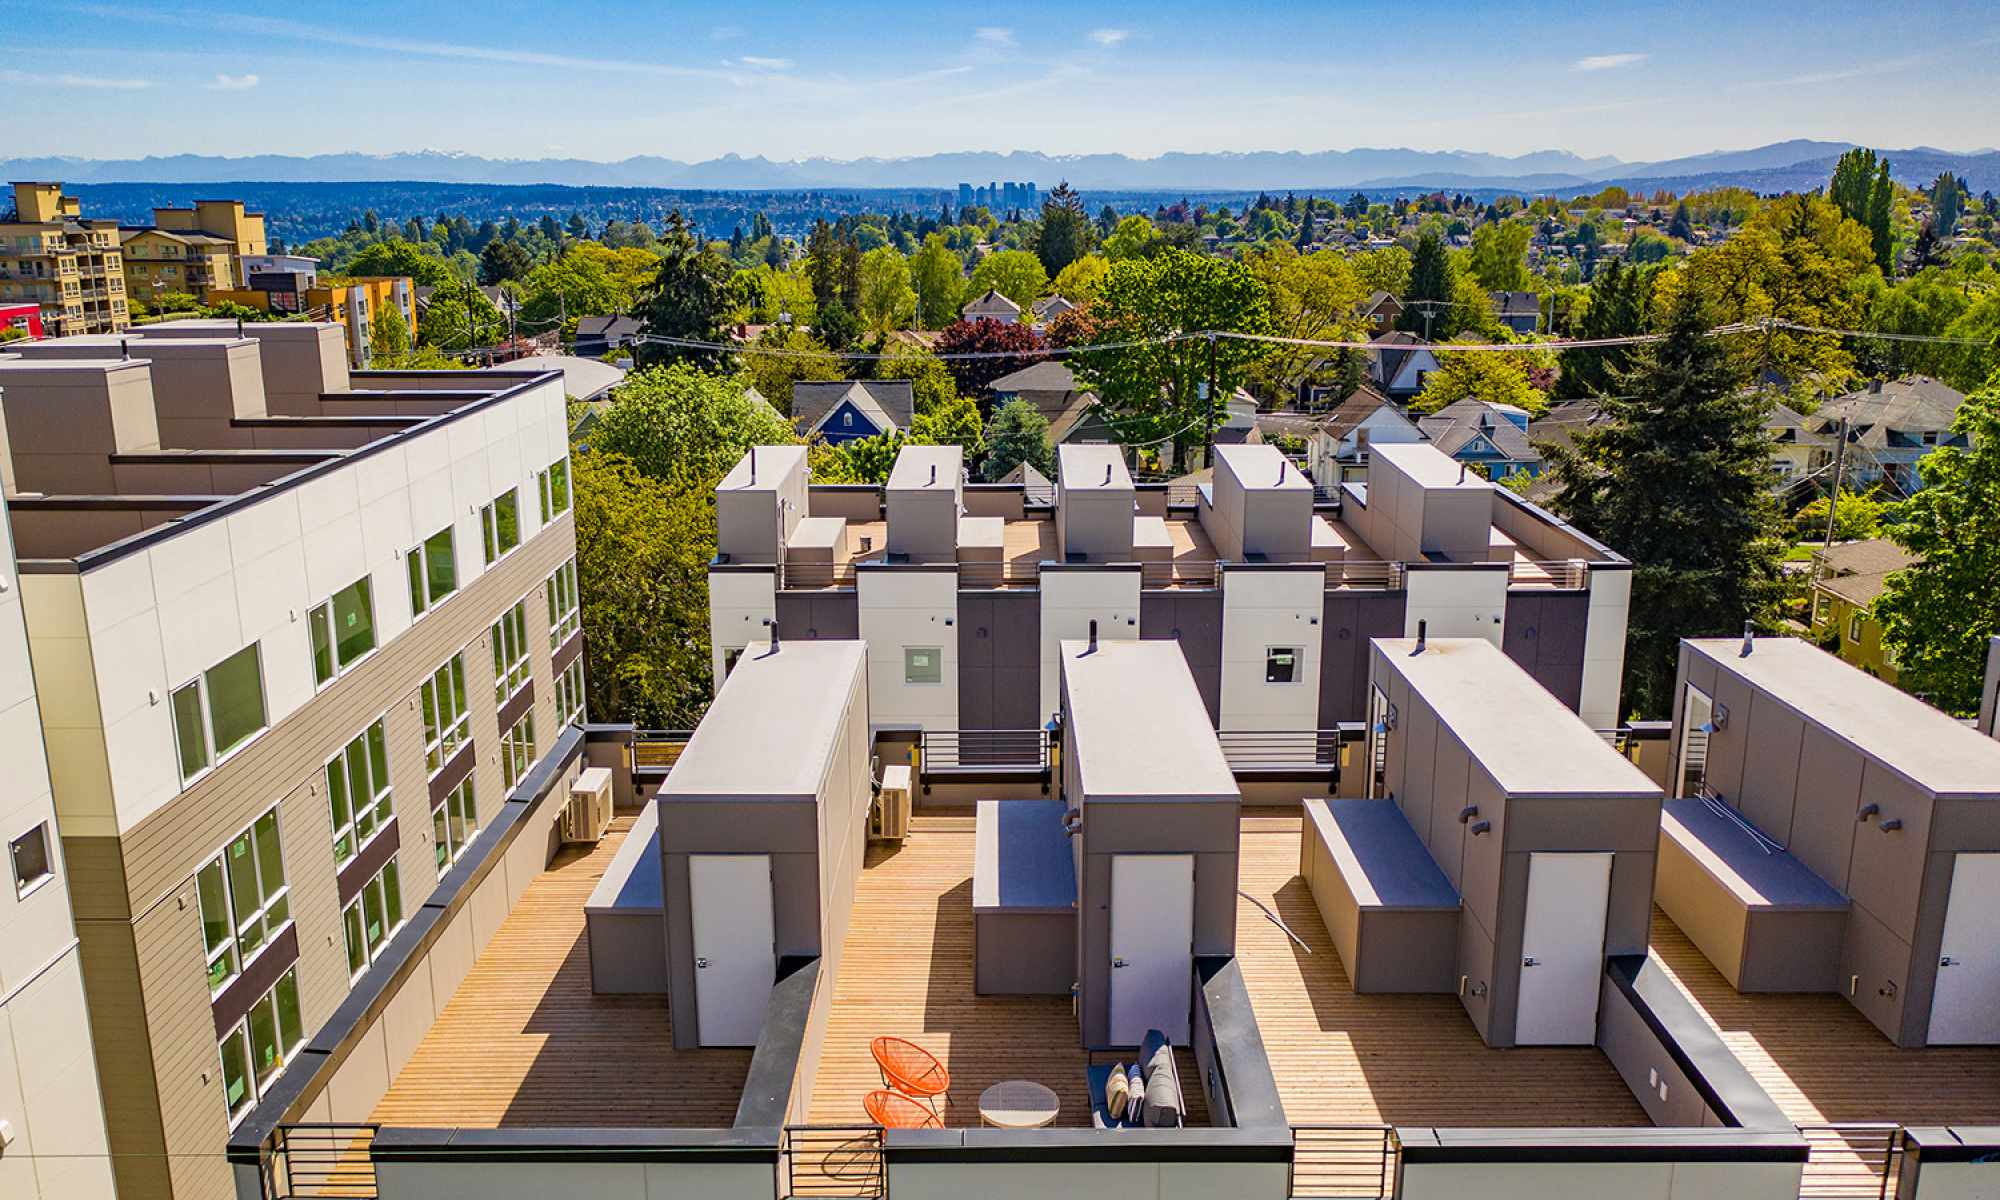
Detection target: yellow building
<box><xmin>1</xmin><ymin>181</ymin><xmax>129</xmax><ymax>334</ymax></box>
<box><xmin>207</xmin><ymin>274</ymin><xmax>416</xmax><ymax>368</ymax></box>
<box><xmin>1809</xmin><ymin>538</ymin><xmax>1919</xmax><ymax>684</ymax></box>
<box><xmin>121</xmin><ymin>198</ymin><xmax>268</xmax><ymax>305</ymax></box>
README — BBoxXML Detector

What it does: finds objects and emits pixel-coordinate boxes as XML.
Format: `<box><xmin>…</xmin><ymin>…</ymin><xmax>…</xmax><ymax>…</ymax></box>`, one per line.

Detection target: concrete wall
<box><xmin>139</xmin><ymin>322</ymin><xmax>348</xmax><ymax>415</ymax></box>
<box><xmin>1398</xmin><ymin>1147</ymin><xmax>1803</xmax><ymax>1200</ymax></box>
<box><xmin>0</xmin><ymin>359</ymin><xmax>162</xmax><ymax>493</ymax></box>
<box><xmin>1402</xmin><ymin>564</ymin><xmax>1509</xmax><ymax>646</ymax></box>
<box><xmin>1896</xmin><ymin>1127</ymin><xmax>2000</xmax><ymax>1200</ymax></box>
<box><xmin>1218</xmin><ymin>564</ymin><xmax>1323</xmax><ymax>730</ymax></box>
<box><xmin>856</xmin><ymin>564</ymin><xmax>958</xmax><ymax>730</ymax></box>
<box><xmin>886</xmin><ymin>445</ymin><xmax>963</xmax><ymax>564</ymax></box>
<box><xmin>714</xmin><ymin>446</ymin><xmax>807</xmax><ymax>564</ymax></box>
<box><xmin>708</xmin><ymin>567</ymin><xmax>777</xmax><ymax>682</ymax></box>
<box><xmin>1578</xmin><ymin>566</ymin><xmax>1633</xmax><ymax>729</ymax></box>
<box><xmin>9</xmin><ymin>337</ymin><xmax>269</xmax><ymax>448</ymax></box>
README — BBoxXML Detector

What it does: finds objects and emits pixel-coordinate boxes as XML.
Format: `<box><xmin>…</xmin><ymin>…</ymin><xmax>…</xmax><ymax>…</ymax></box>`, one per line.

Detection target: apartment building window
<box><xmin>546</xmin><ymin>560</ymin><xmax>580</xmax><ymax>648</ymax></box>
<box><xmin>195</xmin><ymin>807</ymin><xmax>290</xmax><ymax>995</ymax></box>
<box><xmin>491</xmin><ymin>601</ymin><xmax>530</xmax><ymax>704</ymax></box>
<box><xmin>537</xmin><ymin>458</ymin><xmax>571</xmax><ymax>522</ymax></box>
<box><xmin>218</xmin><ymin>968</ymin><xmax>302</xmax><ymax>1126</ymax></box>
<box><xmin>342</xmin><ymin>858</ymin><xmax>404</xmax><ymax>979</ymax></box>
<box><xmin>327</xmin><ymin>720</ymin><xmax>391</xmax><ymax>867</ymax></box>
<box><xmin>405</xmin><ymin>526</ymin><xmax>457</xmax><ymax>617</ymax></box>
<box><xmin>10</xmin><ymin>823</ymin><xmax>52</xmax><ymax>899</ymax></box>
<box><xmin>481</xmin><ymin>488</ymin><xmax>520</xmax><ymax>564</ymax></box>
<box><xmin>308</xmin><ymin>575</ymin><xmax>376</xmax><ymax>687</ymax></box>
<box><xmin>172</xmin><ymin>643</ymin><xmax>267</xmax><ymax>782</ymax></box>
<box><xmin>501</xmin><ymin>711</ymin><xmax>538</xmax><ymax>790</ymax></box>
<box><xmin>421</xmin><ymin>655</ymin><xmax>471</xmax><ymax>773</ymax></box>
<box><xmin>433</xmin><ymin>775</ymin><xmax>477</xmax><ymax>871</ymax></box>
<box><xmin>554</xmin><ymin>657</ymin><xmax>586</xmax><ymax>726</ymax></box>
<box><xmin>904</xmin><ymin>647</ymin><xmax>943</xmax><ymax>685</ymax></box>
<box><xmin>1265</xmin><ymin>647</ymin><xmax>1300</xmax><ymax>684</ymax></box>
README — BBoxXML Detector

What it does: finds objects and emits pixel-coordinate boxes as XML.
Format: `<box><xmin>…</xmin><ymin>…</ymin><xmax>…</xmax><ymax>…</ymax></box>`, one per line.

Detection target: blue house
<box><xmin>1416</xmin><ymin>399</ymin><xmax>1543</xmax><ymax>481</ymax></box>
<box><xmin>791</xmin><ymin>380</ymin><xmax>916</xmax><ymax>445</ymax></box>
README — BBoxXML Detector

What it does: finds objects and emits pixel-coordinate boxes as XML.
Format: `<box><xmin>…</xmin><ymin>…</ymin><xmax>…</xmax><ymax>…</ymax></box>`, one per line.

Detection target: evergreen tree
<box><xmin>632</xmin><ymin>211</ymin><xmax>733</xmax><ymax>370</ymax></box>
<box><xmin>1909</xmin><ymin>220</ymin><xmax>1943</xmax><ymax>272</ymax></box>
<box><xmin>980</xmin><ymin>398</ymin><xmax>1057</xmax><ymax>481</ymax></box>
<box><xmin>566</xmin><ymin>212</ymin><xmax>589</xmax><ymax>239</ymax></box>
<box><xmin>1397</xmin><ymin>229</ymin><xmax>1452</xmax><ymax>338</ymax></box>
<box><xmin>1556</xmin><ymin>260</ymin><xmax>1646</xmax><ymax>398</ymax></box>
<box><xmin>1867</xmin><ymin>159</ymin><xmax>1895</xmax><ymax>274</ymax></box>
<box><xmin>1543</xmin><ymin>289</ymin><xmax>1782</xmax><ymax>717</ymax></box>
<box><xmin>1667</xmin><ymin>202</ymin><xmax>1693</xmax><ymax>241</ymax></box>
<box><xmin>1931</xmin><ymin>172</ymin><xmax>1966</xmax><ymax>235</ymax></box>
<box><xmin>1828</xmin><ymin>148</ymin><xmax>1879</xmax><ymax>225</ymax></box>
<box><xmin>1295</xmin><ymin>199</ymin><xmax>1316</xmax><ymax>250</ymax></box>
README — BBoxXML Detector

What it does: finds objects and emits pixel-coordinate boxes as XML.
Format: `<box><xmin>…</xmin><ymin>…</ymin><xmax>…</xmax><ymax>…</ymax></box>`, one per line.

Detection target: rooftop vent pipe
<box><xmin>1415</xmin><ymin>619</ymin><xmax>1428</xmax><ymax>653</ymax></box>
<box><xmin>1740</xmin><ymin>620</ymin><xmax>1754</xmax><ymax>657</ymax></box>
<box><xmin>1457</xmin><ymin>462</ymin><xmax>1469</xmax><ymax>484</ymax></box>
<box><xmin>749</xmin><ymin>446</ymin><xmax>757</xmax><ymax>484</ymax></box>
<box><xmin>1087</xmin><ymin>618</ymin><xmax>1098</xmax><ymax>653</ymax></box>
<box><xmin>120</xmin><ymin>339</ymin><xmax>130</xmax><ymax>360</ymax></box>
<box><xmin>929</xmin><ymin>463</ymin><xmax>937</xmax><ymax>486</ymax></box>
<box><xmin>1278</xmin><ymin>460</ymin><xmax>1287</xmax><ymax>484</ymax></box>
<box><xmin>1103</xmin><ymin>463</ymin><xmax>1113</xmax><ymax>486</ymax></box>
<box><xmin>763</xmin><ymin>617</ymin><xmax>780</xmax><ymax>653</ymax></box>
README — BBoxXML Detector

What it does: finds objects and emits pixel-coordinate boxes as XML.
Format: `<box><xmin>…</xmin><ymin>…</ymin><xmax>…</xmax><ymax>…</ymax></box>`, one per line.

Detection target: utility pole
<box><xmin>1821</xmin><ymin>415</ymin><xmax>1852</xmax><ymax>551</ymax></box>
<box><xmin>1202</xmin><ymin>332</ymin><xmax>1220</xmax><ymax>470</ymax></box>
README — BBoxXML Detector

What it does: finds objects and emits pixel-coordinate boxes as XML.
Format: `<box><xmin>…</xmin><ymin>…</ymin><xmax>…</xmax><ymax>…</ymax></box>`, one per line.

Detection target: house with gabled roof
<box><xmin>1367</xmin><ymin>331</ymin><xmax>1441</xmax><ymax>400</ymax></box>
<box><xmin>1806</xmin><ymin>376</ymin><xmax>1968</xmax><ymax>495</ymax></box>
<box><xmin>790</xmin><ymin>379</ymin><xmax>916</xmax><ymax>444</ymax></box>
<box><xmin>960</xmin><ymin>288</ymin><xmax>1022</xmax><ymax>325</ymax></box>
<box><xmin>1417</xmin><ymin>398</ymin><xmax>1542</xmax><ymax>481</ymax></box>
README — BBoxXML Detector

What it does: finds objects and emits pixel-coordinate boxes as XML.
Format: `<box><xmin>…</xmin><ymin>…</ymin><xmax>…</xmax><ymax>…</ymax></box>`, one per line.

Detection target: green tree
<box><xmin>1351</xmin><ymin>246</ymin><xmax>1412</xmax><ymax>298</ymax></box>
<box><xmin>871</xmin><ymin>342</ymin><xmax>957</xmax><ymax>415</ymax></box>
<box><xmin>1467</xmin><ymin>221</ymin><xmax>1532</xmax><ymax>292</ymax></box>
<box><xmin>1051</xmin><ymin>254</ymin><xmax>1110</xmax><ymax>305</ymax></box>
<box><xmin>632</xmin><ymin>212</ymin><xmax>733</xmax><ymax>369</ymax></box>
<box><xmin>590</xmin><ymin>363</ymin><xmax>797</xmax><ymax>481</ymax></box>
<box><xmin>1398</xmin><ymin>229</ymin><xmax>1454</xmax><ymax>337</ymax></box>
<box><xmin>1556</xmin><ymin>259</ymin><xmax>1647</xmax><ymax>398</ymax></box>
<box><xmin>1792</xmin><ymin>493</ymin><xmax>1887</xmax><ymax>543</ymax></box>
<box><xmin>346</xmin><ymin>239</ymin><xmax>455</xmax><ymax>286</ymax></box>
<box><xmin>909</xmin><ymin>392</ymin><xmax>984</xmax><ymax>457</ymax></box>
<box><xmin>1073</xmin><ymin>248</ymin><xmax>1274</xmax><ymax>469</ymax></box>
<box><xmin>368</xmin><ymin>305</ymin><xmax>412</xmax><ymax>366</ymax></box>
<box><xmin>909</xmin><ymin>234</ymin><xmax>964</xmax><ymax>328</ymax></box>
<box><xmin>1543</xmin><ymin>288</ymin><xmax>1783</xmax><ymax>717</ymax></box>
<box><xmin>1874</xmin><ymin>378</ymin><xmax>2000</xmax><ymax>714</ymax></box>
<box><xmin>739</xmin><ymin>325</ymin><xmax>843</xmax><ymax>415</ymax></box>
<box><xmin>1829</xmin><ymin>148</ymin><xmax>1896</xmax><ymax>274</ymax></box>
<box><xmin>1931</xmin><ymin>172</ymin><xmax>1966</xmax><ymax>237</ymax></box>
<box><xmin>1035</xmin><ymin>180</ymin><xmax>1095</xmax><ymax>276</ymax></box>
<box><xmin>1101</xmin><ymin>214</ymin><xmax>1160</xmax><ymax>261</ymax></box>
<box><xmin>1243</xmin><ymin>245</ymin><xmax>1368</xmax><ymax>398</ymax></box>
<box><xmin>856</xmin><ymin>246</ymin><xmax>916</xmax><ymax>332</ymax></box>
<box><xmin>966</xmin><ymin>249</ymin><xmax>1049</xmax><ymax>311</ymax></box>
<box><xmin>1866</xmin><ymin>160</ymin><xmax>1895</xmax><ymax>274</ymax></box>
<box><xmin>571</xmin><ymin>448</ymin><xmax>718</xmax><ymax>726</ymax></box>
<box><xmin>417</xmin><ymin>278</ymin><xmax>505</xmax><ymax>350</ymax></box>
<box><xmin>980</xmin><ymin>397</ymin><xmax>1056</xmax><ymax>481</ymax></box>
<box><xmin>478</xmin><ymin>239</ymin><xmax>533</xmax><ymax>285</ymax></box>
<box><xmin>1667</xmin><ymin>202</ymin><xmax>1694</xmax><ymax>242</ymax></box>
<box><xmin>1411</xmin><ymin>348</ymin><xmax>1549</xmax><ymax>416</ymax></box>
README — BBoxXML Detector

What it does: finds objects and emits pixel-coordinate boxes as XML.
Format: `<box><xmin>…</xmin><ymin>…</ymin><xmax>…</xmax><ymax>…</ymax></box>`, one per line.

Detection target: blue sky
<box><xmin>3</xmin><ymin>0</ymin><xmax>1996</xmax><ymax>163</ymax></box>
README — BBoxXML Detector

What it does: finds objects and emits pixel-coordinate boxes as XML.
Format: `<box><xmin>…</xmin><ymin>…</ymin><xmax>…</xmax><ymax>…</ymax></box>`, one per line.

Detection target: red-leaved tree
<box><xmin>933</xmin><ymin>317</ymin><xmax>1045</xmax><ymax>406</ymax></box>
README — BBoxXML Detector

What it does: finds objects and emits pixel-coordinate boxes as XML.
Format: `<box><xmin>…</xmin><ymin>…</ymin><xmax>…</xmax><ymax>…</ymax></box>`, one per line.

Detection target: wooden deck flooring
<box><xmin>1236</xmin><ymin>811</ymin><xmax>1649</xmax><ymax>1127</ymax></box>
<box><xmin>1649</xmin><ymin>906</ymin><xmax>2000</xmax><ymax>1126</ymax></box>
<box><xmin>808</xmin><ymin>813</ymin><xmax>1208</xmax><ymax>1128</ymax></box>
<box><xmin>370</xmin><ymin>818</ymin><xmax>751</xmax><ymax>1128</ymax></box>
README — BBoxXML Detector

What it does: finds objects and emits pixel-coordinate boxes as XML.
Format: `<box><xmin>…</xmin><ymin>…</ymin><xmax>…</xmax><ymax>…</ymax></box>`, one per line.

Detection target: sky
<box><xmin>3</xmin><ymin>0</ymin><xmax>1997</xmax><ymax>165</ymax></box>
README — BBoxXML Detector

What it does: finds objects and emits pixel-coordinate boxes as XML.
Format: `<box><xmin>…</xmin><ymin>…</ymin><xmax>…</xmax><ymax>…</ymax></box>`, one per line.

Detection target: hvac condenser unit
<box><xmin>562</xmin><ymin>766</ymin><xmax>614</xmax><ymax>844</ymax></box>
<box><xmin>871</xmin><ymin>763</ymin><xmax>912</xmax><ymax>842</ymax></box>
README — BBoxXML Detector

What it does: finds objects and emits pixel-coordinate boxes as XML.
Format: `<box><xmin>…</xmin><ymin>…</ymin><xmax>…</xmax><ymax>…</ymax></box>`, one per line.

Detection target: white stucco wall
<box><xmin>708</xmin><ymin>568</ymin><xmax>778</xmax><ymax>684</ymax></box>
<box><xmin>1219</xmin><ymin>565</ymin><xmax>1325</xmax><ymax>730</ymax></box>
<box><xmin>1578</xmin><ymin>566</ymin><xmax>1633</xmax><ymax>729</ymax></box>
<box><xmin>857</xmin><ymin>567</ymin><xmax>959</xmax><ymax>731</ymax></box>
<box><xmin>1038</xmin><ymin>567</ymin><xmax>1141</xmax><ymax>719</ymax></box>
<box><xmin>1403</xmin><ymin>565</ymin><xmax>1509</xmax><ymax>647</ymax></box>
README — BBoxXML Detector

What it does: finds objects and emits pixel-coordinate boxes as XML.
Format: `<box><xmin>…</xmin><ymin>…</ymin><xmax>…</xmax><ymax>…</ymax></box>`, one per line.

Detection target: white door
<box><xmin>1110</xmin><ymin>854</ymin><xmax>1195</xmax><ymax>1044</ymax></box>
<box><xmin>1515</xmin><ymin>851</ymin><xmax>1613</xmax><ymax>1045</ymax></box>
<box><xmin>1931</xmin><ymin>853</ymin><xmax>2000</xmax><ymax>1044</ymax></box>
<box><xmin>690</xmin><ymin>854</ymin><xmax>775</xmax><ymax>1047</ymax></box>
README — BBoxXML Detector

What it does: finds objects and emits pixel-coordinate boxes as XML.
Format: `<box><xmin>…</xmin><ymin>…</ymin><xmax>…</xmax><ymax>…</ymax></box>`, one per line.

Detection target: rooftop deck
<box><xmin>370</xmin><ymin>818</ymin><xmax>751</xmax><ymax>1128</ymax></box>
<box><xmin>1236</xmin><ymin>811</ymin><xmax>1649</xmax><ymax>1127</ymax></box>
<box><xmin>808</xmin><ymin>811</ymin><xmax>1207</xmax><ymax>1128</ymax></box>
<box><xmin>1649</xmin><ymin>907</ymin><xmax>2000</xmax><ymax>1126</ymax></box>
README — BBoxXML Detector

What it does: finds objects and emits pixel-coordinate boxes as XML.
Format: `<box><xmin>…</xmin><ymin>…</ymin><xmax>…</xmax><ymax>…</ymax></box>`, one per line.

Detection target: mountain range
<box><xmin>6</xmin><ymin>142</ymin><xmax>1997</xmax><ymax>194</ymax></box>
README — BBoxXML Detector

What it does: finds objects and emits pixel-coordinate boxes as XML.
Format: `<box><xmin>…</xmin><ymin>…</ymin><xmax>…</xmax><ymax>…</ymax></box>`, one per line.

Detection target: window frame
<box><xmin>501</xmin><ymin>710</ymin><xmax>538</xmax><ymax>791</ymax></box>
<box><xmin>218</xmin><ymin>967</ymin><xmax>303</xmax><ymax>1127</ymax></box>
<box><xmin>307</xmin><ymin>575</ymin><xmax>377</xmax><ymax>688</ymax></box>
<box><xmin>172</xmin><ymin>643</ymin><xmax>269</xmax><ymax>783</ymax></box>
<box><xmin>420</xmin><ymin>654</ymin><xmax>472</xmax><ymax>775</ymax></box>
<box><xmin>1265</xmin><ymin>646</ymin><xmax>1301</xmax><ymax>685</ymax></box>
<box><xmin>537</xmin><ymin>457</ymin><xmax>571</xmax><ymax>523</ymax></box>
<box><xmin>1849</xmin><ymin>613</ymin><xmax>1864</xmax><ymax>643</ymax></box>
<box><xmin>406</xmin><ymin>526</ymin><xmax>458</xmax><ymax>619</ymax></box>
<box><xmin>554</xmin><ymin>655</ymin><xmax>586</xmax><ymax>726</ymax></box>
<box><xmin>9</xmin><ymin>822</ymin><xmax>53</xmax><ymax>900</ymax></box>
<box><xmin>341</xmin><ymin>856</ymin><xmax>405</xmax><ymax>980</ymax></box>
<box><xmin>195</xmin><ymin>806</ymin><xmax>291</xmax><ymax>997</ymax></box>
<box><xmin>903</xmin><ymin>646</ymin><xmax>944</xmax><ymax>686</ymax></box>
<box><xmin>432</xmin><ymin>774</ymin><xmax>478</xmax><ymax>872</ymax></box>
<box><xmin>326</xmin><ymin>718</ymin><xmax>393</xmax><ymax>868</ymax></box>
<box><xmin>491</xmin><ymin>600</ymin><xmax>531</xmax><ymax>705</ymax></box>
<box><xmin>481</xmin><ymin>487</ymin><xmax>521</xmax><ymax>565</ymax></box>
<box><xmin>546</xmin><ymin>560</ymin><xmax>580</xmax><ymax>649</ymax></box>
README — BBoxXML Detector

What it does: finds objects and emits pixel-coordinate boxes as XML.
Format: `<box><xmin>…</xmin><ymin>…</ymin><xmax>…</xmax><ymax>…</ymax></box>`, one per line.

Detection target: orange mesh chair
<box><xmin>864</xmin><ymin>1089</ymin><xmax>944</xmax><ymax>1130</ymax></box>
<box><xmin>870</xmin><ymin>1036</ymin><xmax>950</xmax><ymax>1115</ymax></box>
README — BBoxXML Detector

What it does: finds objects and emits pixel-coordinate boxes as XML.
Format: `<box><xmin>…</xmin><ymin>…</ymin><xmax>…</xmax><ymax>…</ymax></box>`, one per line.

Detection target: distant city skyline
<box><xmin>5</xmin><ymin>0</ymin><xmax>1998</xmax><ymax>164</ymax></box>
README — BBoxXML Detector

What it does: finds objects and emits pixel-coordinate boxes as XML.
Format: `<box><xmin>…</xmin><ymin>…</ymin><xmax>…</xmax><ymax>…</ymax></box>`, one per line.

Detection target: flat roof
<box><xmin>11</xmin><ymin>334</ymin><xmax>253</xmax><ymax>354</ymax></box>
<box><xmin>1690</xmin><ymin>637</ymin><xmax>2000</xmax><ymax>797</ymax></box>
<box><xmin>1376</xmin><ymin>638</ymin><xmax>1659</xmax><ymax>796</ymax></box>
<box><xmin>663</xmin><ymin>640</ymin><xmax>865</xmax><ymax>800</ymax></box>
<box><xmin>1061</xmin><ymin>638</ymin><xmax>1237</xmax><ymax>801</ymax></box>
<box><xmin>1371</xmin><ymin>440</ymin><xmax>1490</xmax><ymax>489</ymax></box>
<box><xmin>1216</xmin><ymin>442</ymin><xmax>1312</xmax><ymax>492</ymax></box>
<box><xmin>887</xmin><ymin>443</ymin><xmax>962</xmax><ymax>491</ymax></box>
<box><xmin>0</xmin><ymin>357</ymin><xmax>153</xmax><ymax>375</ymax></box>
<box><xmin>136</xmin><ymin>319</ymin><xmax>342</xmax><ymax>337</ymax></box>
<box><xmin>1057</xmin><ymin>443</ymin><xmax>1132</xmax><ymax>490</ymax></box>
<box><xmin>716</xmin><ymin>443</ymin><xmax>806</xmax><ymax>494</ymax></box>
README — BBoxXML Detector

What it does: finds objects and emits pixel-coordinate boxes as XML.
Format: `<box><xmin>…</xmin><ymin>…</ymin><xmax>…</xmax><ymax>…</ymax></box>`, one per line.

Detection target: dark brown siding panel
<box><xmin>429</xmin><ymin>738</ymin><xmax>479</xmax><ymax>804</ymax></box>
<box><xmin>552</xmin><ymin>629</ymin><xmax>585</xmax><ymax>674</ymax></box>
<box><xmin>958</xmin><ymin>592</ymin><xmax>994</xmax><ymax>729</ymax></box>
<box><xmin>336</xmin><ymin>818</ymin><xmax>403</xmax><ymax>906</ymax></box>
<box><xmin>1504</xmin><ymin>590</ymin><xmax>1588</xmax><ymax>711</ymax></box>
<box><xmin>1143</xmin><ymin>591</ymin><xmax>1222</xmax><ymax>726</ymax></box>
<box><xmin>497</xmin><ymin>678</ymin><xmax>537</xmax><ymax>732</ymax></box>
<box><xmin>1320</xmin><ymin>590</ymin><xmax>1407</xmax><ymax>726</ymax></box>
<box><xmin>811</xmin><ymin>592</ymin><xmax>860</xmax><ymax>640</ymax></box>
<box><xmin>991</xmin><ymin>591</ymin><xmax>1041</xmax><ymax>728</ymax></box>
<box><xmin>210</xmin><ymin>923</ymin><xmax>301</xmax><ymax>1039</ymax></box>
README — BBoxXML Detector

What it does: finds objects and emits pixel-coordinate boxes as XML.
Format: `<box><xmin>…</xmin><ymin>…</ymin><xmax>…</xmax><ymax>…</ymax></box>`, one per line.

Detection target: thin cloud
<box><xmin>0</xmin><ymin>67</ymin><xmax>151</xmax><ymax>89</ymax></box>
<box><xmin>1088</xmin><ymin>29</ymin><xmax>1132</xmax><ymax>47</ymax></box>
<box><xmin>205</xmin><ymin>72</ymin><xmax>259</xmax><ymax>90</ymax></box>
<box><xmin>975</xmin><ymin>27</ymin><xmax>1016</xmax><ymax>49</ymax></box>
<box><xmin>731</xmin><ymin>55</ymin><xmax>793</xmax><ymax>71</ymax></box>
<box><xmin>1731</xmin><ymin>54</ymin><xmax>1925</xmax><ymax>90</ymax></box>
<box><xmin>710</xmin><ymin>24</ymin><xmax>744</xmax><ymax>41</ymax></box>
<box><xmin>1572</xmin><ymin>53</ymin><xmax>1646</xmax><ymax>71</ymax></box>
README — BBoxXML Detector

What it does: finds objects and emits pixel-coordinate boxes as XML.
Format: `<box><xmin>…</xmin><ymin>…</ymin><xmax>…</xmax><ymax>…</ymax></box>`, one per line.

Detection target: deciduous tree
<box><xmin>967</xmin><ymin>249</ymin><xmax>1049</xmax><ymax>311</ymax></box>
<box><xmin>909</xmin><ymin>234</ymin><xmax>964</xmax><ymax>328</ymax></box>
<box><xmin>932</xmin><ymin>318</ymin><xmax>1044</xmax><ymax>405</ymax></box>
<box><xmin>589</xmin><ymin>363</ymin><xmax>796</xmax><ymax>481</ymax></box>
<box><xmin>980</xmin><ymin>398</ymin><xmax>1056</xmax><ymax>481</ymax></box>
